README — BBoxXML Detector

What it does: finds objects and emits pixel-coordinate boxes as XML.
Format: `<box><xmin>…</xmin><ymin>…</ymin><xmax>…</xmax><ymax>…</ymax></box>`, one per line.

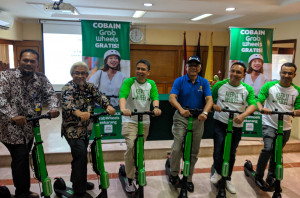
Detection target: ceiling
<box><xmin>1</xmin><ymin>0</ymin><xmax>300</xmax><ymax>31</ymax></box>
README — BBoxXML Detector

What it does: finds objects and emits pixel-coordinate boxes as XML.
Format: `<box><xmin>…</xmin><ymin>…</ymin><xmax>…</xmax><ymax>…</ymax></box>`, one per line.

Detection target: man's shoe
<box><xmin>187</xmin><ymin>182</ymin><xmax>194</xmax><ymax>193</ymax></box>
<box><xmin>86</xmin><ymin>182</ymin><xmax>94</xmax><ymax>190</ymax></box>
<box><xmin>125</xmin><ymin>178</ymin><xmax>136</xmax><ymax>193</ymax></box>
<box><xmin>169</xmin><ymin>175</ymin><xmax>180</xmax><ymax>185</ymax></box>
<box><xmin>28</xmin><ymin>191</ymin><xmax>39</xmax><ymax>198</ymax></box>
<box><xmin>210</xmin><ymin>171</ymin><xmax>222</xmax><ymax>184</ymax></box>
<box><xmin>266</xmin><ymin>177</ymin><xmax>282</xmax><ymax>192</ymax></box>
<box><xmin>254</xmin><ymin>176</ymin><xmax>268</xmax><ymax>191</ymax></box>
<box><xmin>225</xmin><ymin>180</ymin><xmax>236</xmax><ymax>194</ymax></box>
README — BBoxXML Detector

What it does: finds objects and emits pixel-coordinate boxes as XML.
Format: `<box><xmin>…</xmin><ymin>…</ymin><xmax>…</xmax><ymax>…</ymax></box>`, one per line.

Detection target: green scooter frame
<box><xmin>262</xmin><ymin>109</ymin><xmax>294</xmax><ymax>198</ymax></box>
<box><xmin>119</xmin><ymin>110</ymin><xmax>154</xmax><ymax>198</ymax></box>
<box><xmin>90</xmin><ymin>111</ymin><xmax>110</xmax><ymax>198</ymax></box>
<box><xmin>216</xmin><ymin>108</ymin><xmax>242</xmax><ymax>198</ymax></box>
<box><xmin>27</xmin><ymin>113</ymin><xmax>53</xmax><ymax>198</ymax></box>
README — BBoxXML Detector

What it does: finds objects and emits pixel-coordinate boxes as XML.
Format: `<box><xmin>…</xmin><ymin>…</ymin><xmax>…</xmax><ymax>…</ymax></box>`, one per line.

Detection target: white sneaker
<box><xmin>226</xmin><ymin>180</ymin><xmax>236</xmax><ymax>194</ymax></box>
<box><xmin>210</xmin><ymin>171</ymin><xmax>222</xmax><ymax>184</ymax></box>
<box><xmin>125</xmin><ymin>178</ymin><xmax>136</xmax><ymax>192</ymax></box>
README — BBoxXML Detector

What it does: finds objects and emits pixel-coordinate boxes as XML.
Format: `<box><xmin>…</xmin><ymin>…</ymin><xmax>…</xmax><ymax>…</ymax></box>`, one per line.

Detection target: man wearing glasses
<box><xmin>168</xmin><ymin>56</ymin><xmax>213</xmax><ymax>193</ymax></box>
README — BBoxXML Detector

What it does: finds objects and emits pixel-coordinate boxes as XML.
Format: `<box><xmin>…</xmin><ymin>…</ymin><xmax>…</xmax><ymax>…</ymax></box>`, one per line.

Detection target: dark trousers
<box><xmin>213</xmin><ymin>119</ymin><xmax>242</xmax><ymax>179</ymax></box>
<box><xmin>3</xmin><ymin>139</ymin><xmax>34</xmax><ymax>197</ymax></box>
<box><xmin>66</xmin><ymin>138</ymin><xmax>89</xmax><ymax>194</ymax></box>
<box><xmin>255</xmin><ymin>125</ymin><xmax>291</xmax><ymax>179</ymax></box>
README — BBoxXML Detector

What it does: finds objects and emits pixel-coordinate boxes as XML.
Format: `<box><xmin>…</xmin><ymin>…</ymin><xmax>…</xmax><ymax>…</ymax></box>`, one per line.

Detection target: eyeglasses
<box><xmin>73</xmin><ymin>71</ymin><xmax>87</xmax><ymax>76</ymax></box>
<box><xmin>281</xmin><ymin>71</ymin><xmax>294</xmax><ymax>76</ymax></box>
<box><xmin>187</xmin><ymin>64</ymin><xmax>200</xmax><ymax>68</ymax></box>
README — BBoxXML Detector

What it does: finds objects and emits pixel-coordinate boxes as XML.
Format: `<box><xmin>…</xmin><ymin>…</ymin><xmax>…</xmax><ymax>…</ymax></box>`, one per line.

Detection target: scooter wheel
<box><xmin>272</xmin><ymin>192</ymin><xmax>282</xmax><ymax>198</ymax></box>
<box><xmin>119</xmin><ymin>164</ymin><xmax>126</xmax><ymax>177</ymax></box>
<box><xmin>0</xmin><ymin>186</ymin><xmax>11</xmax><ymax>198</ymax></box>
<box><xmin>217</xmin><ymin>188</ymin><xmax>226</xmax><ymax>198</ymax></box>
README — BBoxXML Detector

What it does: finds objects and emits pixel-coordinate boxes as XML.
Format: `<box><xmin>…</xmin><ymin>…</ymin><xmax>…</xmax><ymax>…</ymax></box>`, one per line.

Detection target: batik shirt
<box><xmin>61</xmin><ymin>81</ymin><xmax>110</xmax><ymax>139</ymax></box>
<box><xmin>0</xmin><ymin>69</ymin><xmax>59</xmax><ymax>144</ymax></box>
<box><xmin>257</xmin><ymin>80</ymin><xmax>300</xmax><ymax>130</ymax></box>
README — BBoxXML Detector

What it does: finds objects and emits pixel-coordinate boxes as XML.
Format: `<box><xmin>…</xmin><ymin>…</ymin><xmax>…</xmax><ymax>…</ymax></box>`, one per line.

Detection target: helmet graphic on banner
<box><xmin>248</xmin><ymin>54</ymin><xmax>263</xmax><ymax>64</ymax></box>
<box><xmin>103</xmin><ymin>49</ymin><xmax>121</xmax><ymax>60</ymax></box>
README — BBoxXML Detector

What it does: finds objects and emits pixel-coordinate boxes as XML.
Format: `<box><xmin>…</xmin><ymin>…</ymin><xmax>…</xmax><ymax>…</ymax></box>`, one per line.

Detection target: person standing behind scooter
<box><xmin>61</xmin><ymin>61</ymin><xmax>116</xmax><ymax>198</ymax></box>
<box><xmin>119</xmin><ymin>59</ymin><xmax>162</xmax><ymax>192</ymax></box>
<box><xmin>0</xmin><ymin>49</ymin><xmax>60</xmax><ymax>198</ymax></box>
<box><xmin>254</xmin><ymin>62</ymin><xmax>300</xmax><ymax>189</ymax></box>
<box><xmin>210</xmin><ymin>62</ymin><xmax>257</xmax><ymax>194</ymax></box>
<box><xmin>169</xmin><ymin>55</ymin><xmax>213</xmax><ymax>193</ymax></box>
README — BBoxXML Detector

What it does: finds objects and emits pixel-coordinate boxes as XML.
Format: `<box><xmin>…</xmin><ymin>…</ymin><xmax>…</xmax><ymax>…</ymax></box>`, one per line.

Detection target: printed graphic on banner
<box><xmin>82</xmin><ymin>20</ymin><xmax>130</xmax><ymax>140</ymax></box>
<box><xmin>81</xmin><ymin>20</ymin><xmax>130</xmax><ymax>107</ymax></box>
<box><xmin>229</xmin><ymin>27</ymin><xmax>273</xmax><ymax>137</ymax></box>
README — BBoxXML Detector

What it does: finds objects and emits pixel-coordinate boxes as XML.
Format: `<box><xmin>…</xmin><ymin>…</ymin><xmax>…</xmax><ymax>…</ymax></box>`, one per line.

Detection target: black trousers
<box><xmin>66</xmin><ymin>138</ymin><xmax>89</xmax><ymax>194</ymax></box>
<box><xmin>3</xmin><ymin>139</ymin><xmax>34</xmax><ymax>197</ymax></box>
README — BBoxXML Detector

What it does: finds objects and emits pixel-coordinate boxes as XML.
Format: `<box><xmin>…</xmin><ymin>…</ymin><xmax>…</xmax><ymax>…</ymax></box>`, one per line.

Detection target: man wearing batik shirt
<box><xmin>254</xmin><ymin>62</ymin><xmax>300</xmax><ymax>189</ymax></box>
<box><xmin>0</xmin><ymin>49</ymin><xmax>60</xmax><ymax>198</ymax></box>
<box><xmin>61</xmin><ymin>61</ymin><xmax>115</xmax><ymax>197</ymax></box>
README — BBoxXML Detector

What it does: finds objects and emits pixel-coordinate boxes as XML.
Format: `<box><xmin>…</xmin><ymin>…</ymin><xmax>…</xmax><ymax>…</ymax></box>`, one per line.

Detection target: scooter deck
<box><xmin>119</xmin><ymin>165</ymin><xmax>138</xmax><ymax>198</ymax></box>
<box><xmin>244</xmin><ymin>160</ymin><xmax>272</xmax><ymax>192</ymax></box>
<box><xmin>54</xmin><ymin>186</ymin><xmax>74</xmax><ymax>198</ymax></box>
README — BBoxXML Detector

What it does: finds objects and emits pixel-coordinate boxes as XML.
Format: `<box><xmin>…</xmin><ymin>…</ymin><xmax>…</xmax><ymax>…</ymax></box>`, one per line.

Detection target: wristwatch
<box><xmin>154</xmin><ymin>106</ymin><xmax>159</xmax><ymax>109</ymax></box>
<box><xmin>202</xmin><ymin>111</ymin><xmax>208</xmax><ymax>116</ymax></box>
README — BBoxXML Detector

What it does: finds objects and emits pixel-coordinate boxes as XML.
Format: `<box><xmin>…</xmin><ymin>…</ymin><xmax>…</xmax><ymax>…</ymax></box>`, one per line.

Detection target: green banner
<box><xmin>81</xmin><ymin>20</ymin><xmax>130</xmax><ymax>59</ymax></box>
<box><xmin>229</xmin><ymin>27</ymin><xmax>273</xmax><ymax>137</ymax></box>
<box><xmin>230</xmin><ymin>27</ymin><xmax>273</xmax><ymax>64</ymax></box>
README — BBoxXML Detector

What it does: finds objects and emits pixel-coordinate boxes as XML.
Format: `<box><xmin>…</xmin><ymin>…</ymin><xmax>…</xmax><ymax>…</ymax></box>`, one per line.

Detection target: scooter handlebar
<box><xmin>90</xmin><ymin>111</ymin><xmax>109</xmax><ymax>118</ymax></box>
<box><xmin>261</xmin><ymin>109</ymin><xmax>294</xmax><ymax>116</ymax></box>
<box><xmin>26</xmin><ymin>113</ymin><xmax>51</xmax><ymax>121</ymax></box>
<box><xmin>221</xmin><ymin>108</ymin><xmax>243</xmax><ymax>114</ymax></box>
<box><xmin>130</xmin><ymin>111</ymin><xmax>155</xmax><ymax>116</ymax></box>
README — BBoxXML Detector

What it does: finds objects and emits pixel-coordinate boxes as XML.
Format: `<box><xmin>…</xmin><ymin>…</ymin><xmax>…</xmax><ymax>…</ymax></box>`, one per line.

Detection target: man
<box><xmin>169</xmin><ymin>55</ymin><xmax>213</xmax><ymax>193</ymax></box>
<box><xmin>0</xmin><ymin>49</ymin><xmax>60</xmax><ymax>198</ymax></box>
<box><xmin>254</xmin><ymin>62</ymin><xmax>300</xmax><ymax>189</ymax></box>
<box><xmin>119</xmin><ymin>59</ymin><xmax>162</xmax><ymax>192</ymax></box>
<box><xmin>243</xmin><ymin>54</ymin><xmax>269</xmax><ymax>96</ymax></box>
<box><xmin>61</xmin><ymin>61</ymin><xmax>115</xmax><ymax>198</ymax></box>
<box><xmin>210</xmin><ymin>62</ymin><xmax>257</xmax><ymax>194</ymax></box>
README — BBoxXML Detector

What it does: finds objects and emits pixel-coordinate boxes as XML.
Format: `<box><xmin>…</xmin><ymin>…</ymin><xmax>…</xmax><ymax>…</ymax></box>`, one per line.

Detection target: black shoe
<box><xmin>187</xmin><ymin>182</ymin><xmax>194</xmax><ymax>192</ymax></box>
<box><xmin>86</xmin><ymin>182</ymin><xmax>94</xmax><ymax>190</ymax></box>
<box><xmin>254</xmin><ymin>176</ymin><xmax>268</xmax><ymax>191</ymax></box>
<box><xmin>266</xmin><ymin>177</ymin><xmax>282</xmax><ymax>192</ymax></box>
<box><xmin>169</xmin><ymin>175</ymin><xmax>180</xmax><ymax>185</ymax></box>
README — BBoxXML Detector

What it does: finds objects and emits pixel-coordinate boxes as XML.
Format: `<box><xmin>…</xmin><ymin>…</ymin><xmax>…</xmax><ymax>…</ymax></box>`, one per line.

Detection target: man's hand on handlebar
<box><xmin>73</xmin><ymin>110</ymin><xmax>90</xmax><ymax>121</ymax></box>
<box><xmin>153</xmin><ymin>108</ymin><xmax>162</xmax><ymax>116</ymax></box>
<box><xmin>106</xmin><ymin>105</ymin><xmax>116</xmax><ymax>116</ymax></box>
<box><xmin>48</xmin><ymin>110</ymin><xmax>60</xmax><ymax>118</ymax></box>
<box><xmin>12</xmin><ymin>116</ymin><xmax>27</xmax><ymax>126</ymax></box>
<box><xmin>234</xmin><ymin>114</ymin><xmax>246</xmax><ymax>124</ymax></box>
<box><xmin>121</xmin><ymin>108</ymin><xmax>131</xmax><ymax>116</ymax></box>
<box><xmin>179</xmin><ymin>109</ymin><xmax>191</xmax><ymax>118</ymax></box>
<box><xmin>213</xmin><ymin>104</ymin><xmax>222</xmax><ymax>112</ymax></box>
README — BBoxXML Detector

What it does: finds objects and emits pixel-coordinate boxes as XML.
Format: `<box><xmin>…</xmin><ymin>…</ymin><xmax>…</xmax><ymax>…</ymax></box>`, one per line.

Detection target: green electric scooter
<box><xmin>214</xmin><ymin>108</ymin><xmax>243</xmax><ymax>198</ymax></box>
<box><xmin>90</xmin><ymin>111</ymin><xmax>110</xmax><ymax>198</ymax></box>
<box><xmin>27</xmin><ymin>113</ymin><xmax>54</xmax><ymax>198</ymax></box>
<box><xmin>119</xmin><ymin>110</ymin><xmax>155</xmax><ymax>198</ymax></box>
<box><xmin>54</xmin><ymin>111</ymin><xmax>111</xmax><ymax>198</ymax></box>
<box><xmin>244</xmin><ymin>109</ymin><xmax>294</xmax><ymax>198</ymax></box>
<box><xmin>165</xmin><ymin>108</ymin><xmax>202</xmax><ymax>198</ymax></box>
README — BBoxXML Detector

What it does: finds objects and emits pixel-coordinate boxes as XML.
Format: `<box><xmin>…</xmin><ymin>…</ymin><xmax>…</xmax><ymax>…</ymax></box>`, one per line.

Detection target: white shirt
<box><xmin>243</xmin><ymin>73</ymin><xmax>268</xmax><ymax>96</ymax></box>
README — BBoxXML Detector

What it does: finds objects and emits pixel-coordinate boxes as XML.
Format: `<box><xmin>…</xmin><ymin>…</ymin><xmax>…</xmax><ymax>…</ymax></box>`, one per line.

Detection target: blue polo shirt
<box><xmin>170</xmin><ymin>74</ymin><xmax>211</xmax><ymax>109</ymax></box>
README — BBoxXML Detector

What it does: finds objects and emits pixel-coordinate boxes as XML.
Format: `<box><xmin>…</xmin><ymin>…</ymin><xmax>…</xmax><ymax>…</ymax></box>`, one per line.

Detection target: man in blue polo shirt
<box><xmin>168</xmin><ymin>55</ymin><xmax>213</xmax><ymax>192</ymax></box>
